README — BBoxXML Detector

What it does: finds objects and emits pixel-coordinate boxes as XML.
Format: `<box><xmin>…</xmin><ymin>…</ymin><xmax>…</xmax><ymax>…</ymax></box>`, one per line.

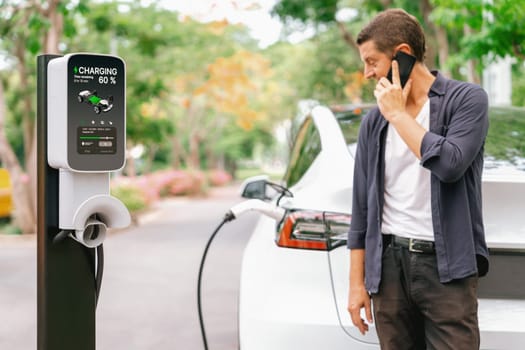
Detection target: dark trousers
<box><xmin>372</xmin><ymin>243</ymin><xmax>480</xmax><ymax>350</ymax></box>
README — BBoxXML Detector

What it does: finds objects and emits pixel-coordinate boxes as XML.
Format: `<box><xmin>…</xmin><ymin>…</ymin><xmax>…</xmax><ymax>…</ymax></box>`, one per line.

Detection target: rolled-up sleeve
<box><xmin>348</xmin><ymin>116</ymin><xmax>370</xmax><ymax>249</ymax></box>
<box><xmin>420</xmin><ymin>86</ymin><xmax>489</xmax><ymax>183</ymax></box>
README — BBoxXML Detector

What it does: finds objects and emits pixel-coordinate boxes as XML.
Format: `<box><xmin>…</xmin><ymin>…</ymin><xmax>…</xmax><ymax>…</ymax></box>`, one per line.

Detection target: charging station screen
<box><xmin>78</xmin><ymin>126</ymin><xmax>117</xmax><ymax>154</ymax></box>
<box><xmin>67</xmin><ymin>54</ymin><xmax>125</xmax><ymax>171</ymax></box>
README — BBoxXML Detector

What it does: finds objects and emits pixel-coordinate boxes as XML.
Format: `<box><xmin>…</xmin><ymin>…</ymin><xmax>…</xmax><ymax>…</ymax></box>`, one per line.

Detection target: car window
<box><xmin>283</xmin><ymin>117</ymin><xmax>321</xmax><ymax>188</ymax></box>
<box><xmin>334</xmin><ymin>107</ymin><xmax>369</xmax><ymax>154</ymax></box>
<box><xmin>484</xmin><ymin>106</ymin><xmax>525</xmax><ymax>170</ymax></box>
<box><xmin>336</xmin><ymin>114</ymin><xmax>364</xmax><ymax>146</ymax></box>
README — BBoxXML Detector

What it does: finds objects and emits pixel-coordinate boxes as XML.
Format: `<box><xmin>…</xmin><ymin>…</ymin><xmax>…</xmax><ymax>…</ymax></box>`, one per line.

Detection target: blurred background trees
<box><xmin>0</xmin><ymin>0</ymin><xmax>524</xmax><ymax>232</ymax></box>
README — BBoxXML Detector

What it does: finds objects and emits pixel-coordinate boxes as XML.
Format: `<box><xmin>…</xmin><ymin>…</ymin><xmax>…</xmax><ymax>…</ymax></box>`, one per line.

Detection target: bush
<box><xmin>207</xmin><ymin>169</ymin><xmax>233</xmax><ymax>186</ymax></box>
<box><xmin>168</xmin><ymin>170</ymin><xmax>208</xmax><ymax>196</ymax></box>
<box><xmin>111</xmin><ymin>184</ymin><xmax>149</xmax><ymax>213</ymax></box>
<box><xmin>111</xmin><ymin>168</ymin><xmax>231</xmax><ymax>206</ymax></box>
<box><xmin>0</xmin><ymin>217</ymin><xmax>21</xmax><ymax>235</ymax></box>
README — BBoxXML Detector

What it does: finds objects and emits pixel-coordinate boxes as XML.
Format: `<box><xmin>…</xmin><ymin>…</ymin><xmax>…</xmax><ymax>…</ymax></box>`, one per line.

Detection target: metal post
<box><xmin>37</xmin><ymin>54</ymin><xmax>96</xmax><ymax>350</ymax></box>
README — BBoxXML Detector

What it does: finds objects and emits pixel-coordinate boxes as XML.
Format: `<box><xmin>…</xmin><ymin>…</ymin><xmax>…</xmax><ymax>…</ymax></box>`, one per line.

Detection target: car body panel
<box><xmin>278</xmin><ymin>106</ymin><xmax>354</xmax><ymax>214</ymax></box>
<box><xmin>481</xmin><ymin>170</ymin><xmax>525</xmax><ymax>249</ymax></box>
<box><xmin>239</xmin><ymin>216</ymin><xmax>378</xmax><ymax>350</ymax></box>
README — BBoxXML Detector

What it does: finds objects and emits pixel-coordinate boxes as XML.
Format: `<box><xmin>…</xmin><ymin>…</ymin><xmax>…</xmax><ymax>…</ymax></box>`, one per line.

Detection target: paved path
<box><xmin>0</xmin><ymin>184</ymin><xmax>259</xmax><ymax>350</ymax></box>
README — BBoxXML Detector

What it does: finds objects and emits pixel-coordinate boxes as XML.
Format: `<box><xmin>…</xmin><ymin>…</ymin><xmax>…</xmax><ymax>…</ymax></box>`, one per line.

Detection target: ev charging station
<box><xmin>37</xmin><ymin>53</ymin><xmax>130</xmax><ymax>349</ymax></box>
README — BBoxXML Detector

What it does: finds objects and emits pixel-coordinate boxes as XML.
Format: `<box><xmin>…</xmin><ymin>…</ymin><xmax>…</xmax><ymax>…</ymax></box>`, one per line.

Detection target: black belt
<box><xmin>390</xmin><ymin>235</ymin><xmax>435</xmax><ymax>254</ymax></box>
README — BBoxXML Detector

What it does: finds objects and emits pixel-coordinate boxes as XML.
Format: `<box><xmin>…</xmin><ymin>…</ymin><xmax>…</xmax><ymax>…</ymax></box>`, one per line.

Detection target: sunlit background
<box><xmin>0</xmin><ymin>0</ymin><xmax>524</xmax><ymax>234</ymax></box>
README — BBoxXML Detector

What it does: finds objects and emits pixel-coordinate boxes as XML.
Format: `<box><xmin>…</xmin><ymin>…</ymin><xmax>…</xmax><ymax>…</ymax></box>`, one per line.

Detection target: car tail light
<box><xmin>276</xmin><ymin>210</ymin><xmax>350</xmax><ymax>251</ymax></box>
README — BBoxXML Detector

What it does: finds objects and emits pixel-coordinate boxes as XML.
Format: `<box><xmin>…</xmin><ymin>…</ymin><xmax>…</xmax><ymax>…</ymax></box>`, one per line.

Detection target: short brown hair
<box><xmin>356</xmin><ymin>9</ymin><xmax>426</xmax><ymax>62</ymax></box>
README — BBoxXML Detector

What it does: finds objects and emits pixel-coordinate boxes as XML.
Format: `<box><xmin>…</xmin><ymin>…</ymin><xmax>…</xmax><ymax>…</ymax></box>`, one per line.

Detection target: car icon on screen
<box><xmin>78</xmin><ymin>90</ymin><xmax>113</xmax><ymax>114</ymax></box>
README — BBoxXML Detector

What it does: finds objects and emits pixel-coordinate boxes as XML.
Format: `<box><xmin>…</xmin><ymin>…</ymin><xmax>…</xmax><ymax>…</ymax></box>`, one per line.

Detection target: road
<box><xmin>0</xmin><ymin>184</ymin><xmax>260</xmax><ymax>350</ymax></box>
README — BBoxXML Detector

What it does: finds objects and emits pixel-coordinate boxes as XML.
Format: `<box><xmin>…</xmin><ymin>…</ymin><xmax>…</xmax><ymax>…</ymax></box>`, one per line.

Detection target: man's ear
<box><xmin>394</xmin><ymin>43</ymin><xmax>413</xmax><ymax>56</ymax></box>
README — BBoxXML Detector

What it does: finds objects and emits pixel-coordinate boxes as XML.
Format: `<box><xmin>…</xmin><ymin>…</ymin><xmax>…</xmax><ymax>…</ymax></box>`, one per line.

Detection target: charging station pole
<box><xmin>37</xmin><ymin>54</ymin><xmax>96</xmax><ymax>350</ymax></box>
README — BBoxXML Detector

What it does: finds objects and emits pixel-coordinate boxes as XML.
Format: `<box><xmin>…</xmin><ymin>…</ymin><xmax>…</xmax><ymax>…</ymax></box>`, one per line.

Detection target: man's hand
<box><xmin>347</xmin><ymin>285</ymin><xmax>373</xmax><ymax>335</ymax></box>
<box><xmin>374</xmin><ymin>60</ymin><xmax>412</xmax><ymax>122</ymax></box>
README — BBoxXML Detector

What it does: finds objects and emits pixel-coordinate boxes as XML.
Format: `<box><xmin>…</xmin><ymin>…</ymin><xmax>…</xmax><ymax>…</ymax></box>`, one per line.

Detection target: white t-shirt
<box><xmin>381</xmin><ymin>100</ymin><xmax>434</xmax><ymax>241</ymax></box>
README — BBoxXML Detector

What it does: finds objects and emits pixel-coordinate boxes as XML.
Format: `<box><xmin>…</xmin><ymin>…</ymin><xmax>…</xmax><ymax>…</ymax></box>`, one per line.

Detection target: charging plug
<box><xmin>228</xmin><ymin>199</ymin><xmax>285</xmax><ymax>221</ymax></box>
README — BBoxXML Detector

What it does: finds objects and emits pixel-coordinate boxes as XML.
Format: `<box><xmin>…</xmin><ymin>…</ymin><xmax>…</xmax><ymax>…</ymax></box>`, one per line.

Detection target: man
<box><xmin>347</xmin><ymin>9</ymin><xmax>489</xmax><ymax>350</ymax></box>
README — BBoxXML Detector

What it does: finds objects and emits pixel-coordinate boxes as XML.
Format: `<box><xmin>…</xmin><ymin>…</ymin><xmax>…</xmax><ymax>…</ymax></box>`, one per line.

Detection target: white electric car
<box><xmin>237</xmin><ymin>104</ymin><xmax>525</xmax><ymax>349</ymax></box>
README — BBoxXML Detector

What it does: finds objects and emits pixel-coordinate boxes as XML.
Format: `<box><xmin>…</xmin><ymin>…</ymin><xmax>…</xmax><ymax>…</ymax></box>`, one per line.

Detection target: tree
<box><xmin>170</xmin><ymin>48</ymin><xmax>276</xmax><ymax>170</ymax></box>
<box><xmin>270</xmin><ymin>0</ymin><xmax>445</xmax><ymax>79</ymax></box>
<box><xmin>262</xmin><ymin>19</ymin><xmax>373</xmax><ymax>104</ymax></box>
<box><xmin>431</xmin><ymin>0</ymin><xmax>525</xmax><ymax>77</ymax></box>
<box><xmin>0</xmin><ymin>0</ymin><xmax>88</xmax><ymax>233</ymax></box>
<box><xmin>68</xmin><ymin>3</ymin><xmax>274</xmax><ymax>173</ymax></box>
<box><xmin>271</xmin><ymin>0</ymin><xmax>525</xmax><ymax>82</ymax></box>
<box><xmin>272</xmin><ymin>0</ymin><xmax>359</xmax><ymax>52</ymax></box>
<box><xmin>511</xmin><ymin>63</ymin><xmax>525</xmax><ymax>107</ymax></box>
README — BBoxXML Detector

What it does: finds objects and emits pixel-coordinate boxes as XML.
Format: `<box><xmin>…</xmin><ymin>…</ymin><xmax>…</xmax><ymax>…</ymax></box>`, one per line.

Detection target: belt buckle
<box><xmin>408</xmin><ymin>239</ymin><xmax>424</xmax><ymax>253</ymax></box>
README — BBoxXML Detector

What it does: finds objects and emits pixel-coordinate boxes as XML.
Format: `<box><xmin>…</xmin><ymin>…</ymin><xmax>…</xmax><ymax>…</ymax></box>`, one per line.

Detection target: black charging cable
<box><xmin>197</xmin><ymin>183</ymin><xmax>291</xmax><ymax>349</ymax></box>
<box><xmin>95</xmin><ymin>244</ymin><xmax>104</xmax><ymax>306</ymax></box>
<box><xmin>52</xmin><ymin>229</ymin><xmax>73</xmax><ymax>244</ymax></box>
<box><xmin>197</xmin><ymin>211</ymin><xmax>236</xmax><ymax>350</ymax></box>
<box><xmin>267</xmin><ymin>182</ymin><xmax>293</xmax><ymax>206</ymax></box>
<box><xmin>53</xmin><ymin>230</ymin><xmax>104</xmax><ymax>308</ymax></box>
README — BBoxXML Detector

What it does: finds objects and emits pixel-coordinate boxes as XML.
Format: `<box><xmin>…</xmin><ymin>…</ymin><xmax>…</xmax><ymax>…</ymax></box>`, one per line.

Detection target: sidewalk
<box><xmin>0</xmin><ymin>230</ymin><xmax>36</xmax><ymax>246</ymax></box>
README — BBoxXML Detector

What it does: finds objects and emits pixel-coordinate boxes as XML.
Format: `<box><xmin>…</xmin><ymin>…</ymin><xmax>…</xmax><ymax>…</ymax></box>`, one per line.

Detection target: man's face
<box><xmin>358</xmin><ymin>40</ymin><xmax>391</xmax><ymax>81</ymax></box>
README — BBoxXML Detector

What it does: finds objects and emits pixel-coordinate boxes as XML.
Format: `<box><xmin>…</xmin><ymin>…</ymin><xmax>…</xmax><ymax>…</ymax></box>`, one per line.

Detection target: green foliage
<box><xmin>0</xmin><ymin>220</ymin><xmax>22</xmax><ymax>235</ymax></box>
<box><xmin>215</xmin><ymin>123</ymin><xmax>274</xmax><ymax>160</ymax></box>
<box><xmin>272</xmin><ymin>0</ymin><xmax>525</xmax><ymax>83</ymax></box>
<box><xmin>310</xmin><ymin>27</ymin><xmax>367</xmax><ymax>103</ymax></box>
<box><xmin>431</xmin><ymin>0</ymin><xmax>525</xmax><ymax>62</ymax></box>
<box><xmin>272</xmin><ymin>0</ymin><xmax>339</xmax><ymax>24</ymax></box>
<box><xmin>0</xmin><ymin>0</ymin><xmax>92</xmax><ymax>177</ymax></box>
<box><xmin>111</xmin><ymin>185</ymin><xmax>148</xmax><ymax>213</ymax></box>
<box><xmin>485</xmin><ymin>107</ymin><xmax>525</xmax><ymax>162</ymax></box>
<box><xmin>3</xmin><ymin>75</ymin><xmax>25</xmax><ymax>163</ymax></box>
<box><xmin>512</xmin><ymin>63</ymin><xmax>525</xmax><ymax>107</ymax></box>
<box><xmin>2</xmin><ymin>0</ymin><xmax>525</xmax><ymax>185</ymax></box>
<box><xmin>264</xmin><ymin>26</ymin><xmax>366</xmax><ymax>104</ymax></box>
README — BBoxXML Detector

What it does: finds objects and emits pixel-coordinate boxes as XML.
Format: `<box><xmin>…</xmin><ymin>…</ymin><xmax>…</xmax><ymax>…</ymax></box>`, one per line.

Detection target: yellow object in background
<box><xmin>0</xmin><ymin>168</ymin><xmax>13</xmax><ymax>218</ymax></box>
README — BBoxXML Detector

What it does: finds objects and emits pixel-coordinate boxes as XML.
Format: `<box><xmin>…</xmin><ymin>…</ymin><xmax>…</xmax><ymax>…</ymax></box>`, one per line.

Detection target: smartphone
<box><xmin>386</xmin><ymin>51</ymin><xmax>416</xmax><ymax>88</ymax></box>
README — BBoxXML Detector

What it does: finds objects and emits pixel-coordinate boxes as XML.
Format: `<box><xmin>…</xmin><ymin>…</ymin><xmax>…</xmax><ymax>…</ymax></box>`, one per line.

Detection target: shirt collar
<box><xmin>428</xmin><ymin>70</ymin><xmax>447</xmax><ymax>97</ymax></box>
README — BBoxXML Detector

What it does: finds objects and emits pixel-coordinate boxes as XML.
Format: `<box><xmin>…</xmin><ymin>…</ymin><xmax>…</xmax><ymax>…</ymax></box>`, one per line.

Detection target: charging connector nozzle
<box><xmin>229</xmin><ymin>199</ymin><xmax>285</xmax><ymax>221</ymax></box>
<box><xmin>223</xmin><ymin>211</ymin><xmax>236</xmax><ymax>222</ymax></box>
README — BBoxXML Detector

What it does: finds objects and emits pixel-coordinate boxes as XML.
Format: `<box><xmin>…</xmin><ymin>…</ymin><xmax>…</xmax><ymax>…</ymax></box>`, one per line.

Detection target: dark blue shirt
<box><xmin>347</xmin><ymin>72</ymin><xmax>489</xmax><ymax>293</ymax></box>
